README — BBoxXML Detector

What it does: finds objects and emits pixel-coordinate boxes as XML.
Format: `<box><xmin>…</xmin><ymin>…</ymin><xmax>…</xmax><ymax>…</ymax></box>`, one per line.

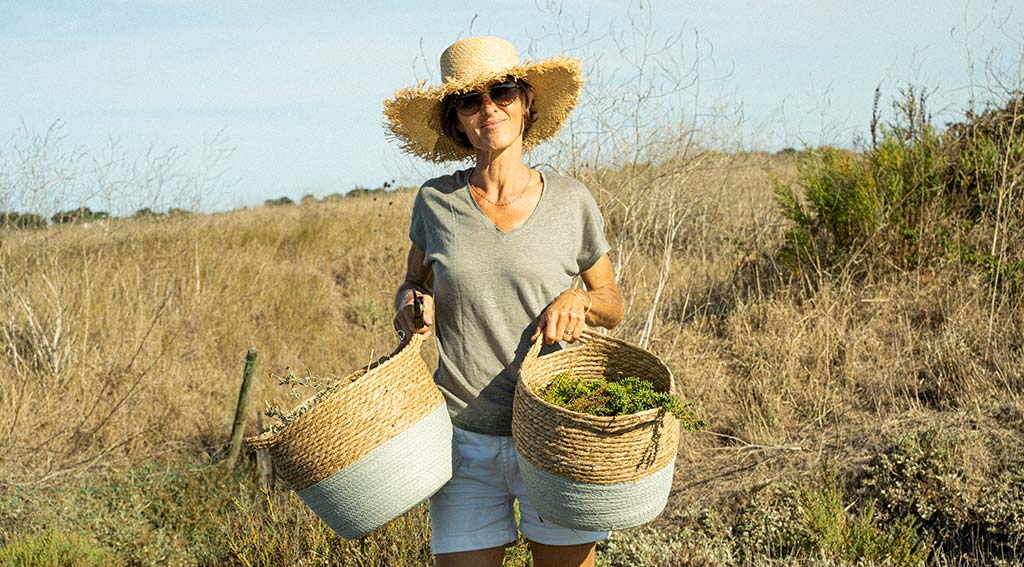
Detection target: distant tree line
<box><xmin>0</xmin><ymin>206</ymin><xmax>195</xmax><ymax>230</ymax></box>
<box><xmin>263</xmin><ymin>180</ymin><xmax>410</xmax><ymax>208</ymax></box>
<box><xmin>3</xmin><ymin>180</ymin><xmax>417</xmax><ymax>228</ymax></box>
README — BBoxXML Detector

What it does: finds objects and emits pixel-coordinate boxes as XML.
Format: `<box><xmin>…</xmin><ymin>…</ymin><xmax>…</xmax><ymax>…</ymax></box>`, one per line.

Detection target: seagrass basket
<box><xmin>245</xmin><ymin>334</ymin><xmax>452</xmax><ymax>539</ymax></box>
<box><xmin>512</xmin><ymin>329</ymin><xmax>679</xmax><ymax>531</ymax></box>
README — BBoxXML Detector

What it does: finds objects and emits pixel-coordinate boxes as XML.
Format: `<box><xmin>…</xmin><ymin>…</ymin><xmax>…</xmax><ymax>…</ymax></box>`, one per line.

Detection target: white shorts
<box><xmin>428</xmin><ymin>426</ymin><xmax>611</xmax><ymax>555</ymax></box>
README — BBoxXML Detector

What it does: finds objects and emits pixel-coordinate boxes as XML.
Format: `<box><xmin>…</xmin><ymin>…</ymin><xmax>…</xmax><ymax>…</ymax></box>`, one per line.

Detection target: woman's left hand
<box><xmin>531</xmin><ymin>289</ymin><xmax>588</xmax><ymax>345</ymax></box>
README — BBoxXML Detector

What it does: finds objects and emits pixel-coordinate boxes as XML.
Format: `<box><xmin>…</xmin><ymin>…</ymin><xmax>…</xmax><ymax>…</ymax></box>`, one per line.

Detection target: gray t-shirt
<box><xmin>409</xmin><ymin>168</ymin><xmax>611</xmax><ymax>435</ymax></box>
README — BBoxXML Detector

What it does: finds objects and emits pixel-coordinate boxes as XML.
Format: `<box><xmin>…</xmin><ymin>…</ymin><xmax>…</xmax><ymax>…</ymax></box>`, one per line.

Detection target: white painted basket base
<box><xmin>296</xmin><ymin>402</ymin><xmax>453</xmax><ymax>539</ymax></box>
<box><xmin>517</xmin><ymin>456</ymin><xmax>675</xmax><ymax>531</ymax></box>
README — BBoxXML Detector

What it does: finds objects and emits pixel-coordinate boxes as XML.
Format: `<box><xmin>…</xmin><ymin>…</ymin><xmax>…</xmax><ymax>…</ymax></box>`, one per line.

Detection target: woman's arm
<box><xmin>393</xmin><ymin>244</ymin><xmax>435</xmax><ymax>344</ymax></box>
<box><xmin>578</xmin><ymin>254</ymin><xmax>624</xmax><ymax>329</ymax></box>
<box><xmin>531</xmin><ymin>253</ymin><xmax>624</xmax><ymax>344</ymax></box>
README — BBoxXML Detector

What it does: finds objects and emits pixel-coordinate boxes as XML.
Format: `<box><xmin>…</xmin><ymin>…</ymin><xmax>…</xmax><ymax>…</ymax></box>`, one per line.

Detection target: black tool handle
<box><xmin>412</xmin><ymin>290</ymin><xmax>424</xmax><ymax>329</ymax></box>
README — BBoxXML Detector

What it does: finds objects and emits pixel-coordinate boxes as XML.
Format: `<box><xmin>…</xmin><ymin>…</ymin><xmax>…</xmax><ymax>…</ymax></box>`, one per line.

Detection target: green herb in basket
<box><xmin>540</xmin><ymin>371</ymin><xmax>707</xmax><ymax>432</ymax></box>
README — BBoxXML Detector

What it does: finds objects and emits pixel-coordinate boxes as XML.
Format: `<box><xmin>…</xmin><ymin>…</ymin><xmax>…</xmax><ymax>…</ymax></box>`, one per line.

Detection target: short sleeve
<box><xmin>409</xmin><ymin>187</ymin><xmax>428</xmax><ymax>252</ymax></box>
<box><xmin>576</xmin><ymin>188</ymin><xmax>611</xmax><ymax>273</ymax></box>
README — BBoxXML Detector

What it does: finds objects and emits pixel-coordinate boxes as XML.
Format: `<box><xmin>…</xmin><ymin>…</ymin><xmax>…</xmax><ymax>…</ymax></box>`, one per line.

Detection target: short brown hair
<box><xmin>441</xmin><ymin>77</ymin><xmax>537</xmax><ymax>151</ymax></box>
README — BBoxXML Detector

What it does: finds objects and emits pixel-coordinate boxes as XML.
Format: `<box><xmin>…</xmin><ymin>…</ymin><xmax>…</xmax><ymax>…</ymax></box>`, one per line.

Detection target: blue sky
<box><xmin>2</xmin><ymin>1</ymin><xmax>1022</xmax><ymax>212</ymax></box>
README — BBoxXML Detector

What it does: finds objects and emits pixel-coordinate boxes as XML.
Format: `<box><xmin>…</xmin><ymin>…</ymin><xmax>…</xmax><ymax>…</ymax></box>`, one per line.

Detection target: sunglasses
<box><xmin>451</xmin><ymin>80</ymin><xmax>522</xmax><ymax>115</ymax></box>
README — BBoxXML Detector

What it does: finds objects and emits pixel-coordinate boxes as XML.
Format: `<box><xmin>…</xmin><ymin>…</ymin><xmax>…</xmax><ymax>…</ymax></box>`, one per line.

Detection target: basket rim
<box><xmin>516</xmin><ymin>329</ymin><xmax>677</xmax><ymax>425</ymax></box>
<box><xmin>245</xmin><ymin>334</ymin><xmax>425</xmax><ymax>448</ymax></box>
<box><xmin>517</xmin><ymin>369</ymin><xmax>674</xmax><ymax>424</ymax></box>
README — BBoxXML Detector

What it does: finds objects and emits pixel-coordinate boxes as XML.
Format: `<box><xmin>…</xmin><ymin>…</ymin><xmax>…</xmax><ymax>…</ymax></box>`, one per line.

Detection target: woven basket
<box><xmin>512</xmin><ymin>329</ymin><xmax>679</xmax><ymax>531</ymax></box>
<box><xmin>245</xmin><ymin>334</ymin><xmax>452</xmax><ymax>539</ymax></box>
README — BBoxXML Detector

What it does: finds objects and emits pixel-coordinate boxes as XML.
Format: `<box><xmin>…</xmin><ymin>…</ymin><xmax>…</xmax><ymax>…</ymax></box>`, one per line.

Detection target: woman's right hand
<box><xmin>393</xmin><ymin>289</ymin><xmax>434</xmax><ymax>345</ymax></box>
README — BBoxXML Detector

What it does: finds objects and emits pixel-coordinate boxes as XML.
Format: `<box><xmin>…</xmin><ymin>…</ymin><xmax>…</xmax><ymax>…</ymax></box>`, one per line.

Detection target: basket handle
<box><xmin>395</xmin><ymin>331</ymin><xmax>424</xmax><ymax>354</ymax></box>
<box><xmin>244</xmin><ymin>332</ymin><xmax>425</xmax><ymax>452</ymax></box>
<box><xmin>523</xmin><ymin>326</ymin><xmax>601</xmax><ymax>368</ymax></box>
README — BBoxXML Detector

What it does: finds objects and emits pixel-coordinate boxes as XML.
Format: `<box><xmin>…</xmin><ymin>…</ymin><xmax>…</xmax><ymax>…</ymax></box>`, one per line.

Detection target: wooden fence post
<box><xmin>225</xmin><ymin>348</ymin><xmax>259</xmax><ymax>470</ymax></box>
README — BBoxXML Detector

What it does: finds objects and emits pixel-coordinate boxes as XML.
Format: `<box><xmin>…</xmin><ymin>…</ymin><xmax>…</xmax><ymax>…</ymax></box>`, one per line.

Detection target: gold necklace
<box><xmin>470</xmin><ymin>169</ymin><xmax>534</xmax><ymax>208</ymax></box>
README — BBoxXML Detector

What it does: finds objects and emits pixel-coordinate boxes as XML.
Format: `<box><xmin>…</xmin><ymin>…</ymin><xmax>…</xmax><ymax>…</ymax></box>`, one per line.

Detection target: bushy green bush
<box><xmin>5</xmin><ymin>462</ymin><xmax>252</xmax><ymax>566</ymax></box>
<box><xmin>263</xmin><ymin>196</ymin><xmax>295</xmax><ymax>207</ymax></box>
<box><xmin>0</xmin><ymin>529</ymin><xmax>118</xmax><ymax>567</ymax></box>
<box><xmin>775</xmin><ymin>87</ymin><xmax>1024</xmax><ymax>291</ymax></box>
<box><xmin>0</xmin><ymin>460</ymin><xmax>441</xmax><ymax>567</ymax></box>
<box><xmin>861</xmin><ymin>427</ymin><xmax>1024</xmax><ymax>562</ymax></box>
<box><xmin>0</xmin><ymin>211</ymin><xmax>47</xmax><ymax>229</ymax></box>
<box><xmin>50</xmin><ymin>207</ymin><xmax>110</xmax><ymax>225</ymax></box>
<box><xmin>735</xmin><ymin>482</ymin><xmax>811</xmax><ymax>559</ymax></box>
<box><xmin>131</xmin><ymin>207</ymin><xmax>167</xmax><ymax>218</ymax></box>
<box><xmin>221</xmin><ymin>485</ymin><xmax>433</xmax><ymax>567</ymax></box>
<box><xmin>944</xmin><ymin>95</ymin><xmax>1024</xmax><ymax>219</ymax></box>
<box><xmin>735</xmin><ymin>477</ymin><xmax>931</xmax><ymax>566</ymax></box>
<box><xmin>596</xmin><ymin>527</ymin><xmax>703</xmax><ymax>567</ymax></box>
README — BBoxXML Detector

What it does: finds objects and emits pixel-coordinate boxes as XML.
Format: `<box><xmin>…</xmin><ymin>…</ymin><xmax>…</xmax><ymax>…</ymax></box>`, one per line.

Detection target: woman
<box><xmin>384</xmin><ymin>36</ymin><xmax>624</xmax><ymax>567</ymax></box>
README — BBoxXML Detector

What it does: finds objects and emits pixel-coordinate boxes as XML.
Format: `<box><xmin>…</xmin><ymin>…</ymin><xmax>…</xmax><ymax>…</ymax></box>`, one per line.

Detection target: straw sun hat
<box><xmin>383</xmin><ymin>36</ymin><xmax>583</xmax><ymax>163</ymax></box>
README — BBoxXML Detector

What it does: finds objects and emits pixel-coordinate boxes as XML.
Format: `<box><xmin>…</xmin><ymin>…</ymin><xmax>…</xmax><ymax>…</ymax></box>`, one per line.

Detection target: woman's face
<box><xmin>454</xmin><ymin>79</ymin><xmax>526</xmax><ymax>154</ymax></box>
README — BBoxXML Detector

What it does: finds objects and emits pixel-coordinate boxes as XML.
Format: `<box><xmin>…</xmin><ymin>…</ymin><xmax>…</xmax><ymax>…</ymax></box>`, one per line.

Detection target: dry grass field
<box><xmin>1</xmin><ymin>146</ymin><xmax>1022</xmax><ymax>565</ymax></box>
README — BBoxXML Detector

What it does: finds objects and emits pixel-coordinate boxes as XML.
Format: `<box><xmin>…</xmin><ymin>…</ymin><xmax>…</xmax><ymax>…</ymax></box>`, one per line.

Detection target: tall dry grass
<box><xmin>1</xmin><ymin>147</ymin><xmax>1022</xmax><ymax>564</ymax></box>
<box><xmin>0</xmin><ymin>194</ymin><xmax>411</xmax><ymax>486</ymax></box>
<box><xmin>2</xmin><ymin>8</ymin><xmax>1023</xmax><ymax>560</ymax></box>
<box><xmin>0</xmin><ymin>152</ymin><xmax>794</xmax><ymax>482</ymax></box>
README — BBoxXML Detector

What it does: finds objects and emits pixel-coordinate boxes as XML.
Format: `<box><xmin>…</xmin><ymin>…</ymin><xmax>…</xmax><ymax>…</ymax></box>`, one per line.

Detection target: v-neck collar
<box><xmin>463</xmin><ymin>168</ymin><xmax>547</xmax><ymax>239</ymax></box>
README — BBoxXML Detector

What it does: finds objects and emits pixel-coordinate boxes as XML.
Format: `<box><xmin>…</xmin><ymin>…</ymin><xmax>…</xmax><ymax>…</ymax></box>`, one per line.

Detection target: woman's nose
<box><xmin>479</xmin><ymin>93</ymin><xmax>501</xmax><ymax>113</ymax></box>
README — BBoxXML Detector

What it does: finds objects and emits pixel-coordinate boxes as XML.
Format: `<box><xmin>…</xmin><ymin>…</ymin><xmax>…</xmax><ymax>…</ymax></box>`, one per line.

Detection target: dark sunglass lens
<box><xmin>489</xmin><ymin>83</ymin><xmax>520</xmax><ymax>106</ymax></box>
<box><xmin>454</xmin><ymin>92</ymin><xmax>483</xmax><ymax>115</ymax></box>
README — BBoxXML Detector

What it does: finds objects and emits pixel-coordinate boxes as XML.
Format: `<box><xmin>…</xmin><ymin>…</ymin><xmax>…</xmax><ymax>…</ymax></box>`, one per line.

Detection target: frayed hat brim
<box><xmin>383</xmin><ymin>56</ymin><xmax>583</xmax><ymax>163</ymax></box>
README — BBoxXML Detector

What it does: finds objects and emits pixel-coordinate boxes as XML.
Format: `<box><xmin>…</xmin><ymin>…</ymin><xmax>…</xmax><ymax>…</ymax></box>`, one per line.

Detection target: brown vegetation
<box><xmin>1</xmin><ymin>148</ymin><xmax>1021</xmax><ymax>564</ymax></box>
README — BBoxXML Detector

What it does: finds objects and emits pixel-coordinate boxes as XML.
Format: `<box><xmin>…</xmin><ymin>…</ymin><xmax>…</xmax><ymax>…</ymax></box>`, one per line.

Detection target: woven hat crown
<box><xmin>440</xmin><ymin>36</ymin><xmax>521</xmax><ymax>87</ymax></box>
<box><xmin>383</xmin><ymin>36</ymin><xmax>583</xmax><ymax>163</ymax></box>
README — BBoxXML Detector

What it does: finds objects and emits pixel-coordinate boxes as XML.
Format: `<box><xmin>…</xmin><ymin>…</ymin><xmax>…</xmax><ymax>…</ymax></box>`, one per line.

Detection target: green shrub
<box><xmin>596</xmin><ymin>527</ymin><xmax>702</xmax><ymax>567</ymax></box>
<box><xmin>775</xmin><ymin>87</ymin><xmax>1024</xmax><ymax>288</ymax></box>
<box><xmin>131</xmin><ymin>207</ymin><xmax>167</xmax><ymax>218</ymax></box>
<box><xmin>0</xmin><ymin>460</ymin><xmax>443</xmax><ymax>567</ymax></box>
<box><xmin>735</xmin><ymin>477</ymin><xmax>931</xmax><ymax>566</ymax></box>
<box><xmin>263</xmin><ymin>196</ymin><xmax>295</xmax><ymax>207</ymax></box>
<box><xmin>774</xmin><ymin>146</ymin><xmax>883</xmax><ymax>270</ymax></box>
<box><xmin>944</xmin><ymin>95</ymin><xmax>1024</xmax><ymax>219</ymax></box>
<box><xmin>50</xmin><ymin>208</ymin><xmax>110</xmax><ymax>225</ymax></box>
<box><xmin>943</xmin><ymin>238</ymin><xmax>1024</xmax><ymax>296</ymax></box>
<box><xmin>861</xmin><ymin>427</ymin><xmax>1024</xmax><ymax>562</ymax></box>
<box><xmin>12</xmin><ymin>461</ymin><xmax>255</xmax><ymax>566</ymax></box>
<box><xmin>0</xmin><ymin>529</ymin><xmax>118</xmax><ymax>567</ymax></box>
<box><xmin>801</xmin><ymin>482</ymin><xmax>929</xmax><ymax>565</ymax></box>
<box><xmin>221</xmin><ymin>485</ymin><xmax>437</xmax><ymax>567</ymax></box>
<box><xmin>0</xmin><ymin>211</ymin><xmax>47</xmax><ymax>229</ymax></box>
<box><xmin>735</xmin><ymin>482</ymin><xmax>811</xmax><ymax>559</ymax></box>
